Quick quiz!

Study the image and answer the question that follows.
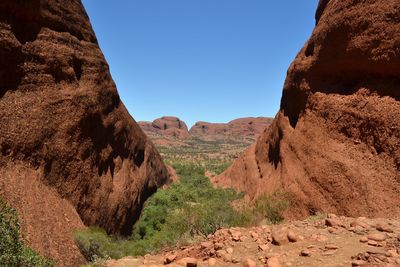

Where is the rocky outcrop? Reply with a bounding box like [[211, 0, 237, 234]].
[[190, 117, 273, 141], [0, 0, 168, 265], [215, 0, 400, 219], [138, 116, 190, 139], [139, 117, 273, 142]]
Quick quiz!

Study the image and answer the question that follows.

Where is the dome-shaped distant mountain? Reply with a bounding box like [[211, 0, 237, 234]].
[[139, 116, 190, 139], [190, 117, 274, 141], [138, 117, 274, 144]]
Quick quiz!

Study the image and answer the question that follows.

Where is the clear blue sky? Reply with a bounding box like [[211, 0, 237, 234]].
[[82, 1, 318, 127]]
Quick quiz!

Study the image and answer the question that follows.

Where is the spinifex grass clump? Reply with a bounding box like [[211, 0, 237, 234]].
[[0, 199, 53, 266], [75, 163, 292, 262]]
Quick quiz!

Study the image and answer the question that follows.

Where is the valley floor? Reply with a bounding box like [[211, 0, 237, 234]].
[[106, 215, 400, 267]]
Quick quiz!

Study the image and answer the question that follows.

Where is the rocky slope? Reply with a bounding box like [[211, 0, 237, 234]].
[[139, 117, 273, 143], [215, 0, 400, 219], [0, 0, 168, 265], [107, 215, 400, 267]]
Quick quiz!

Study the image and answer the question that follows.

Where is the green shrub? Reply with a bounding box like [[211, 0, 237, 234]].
[[0, 199, 54, 267], [131, 162, 248, 248], [75, 163, 249, 260], [252, 190, 292, 224], [307, 212, 327, 222], [75, 163, 292, 263], [0, 199, 22, 266], [204, 161, 231, 175], [20, 247, 54, 267], [74, 227, 110, 261]]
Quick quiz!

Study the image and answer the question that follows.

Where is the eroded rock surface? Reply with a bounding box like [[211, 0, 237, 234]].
[[215, 0, 400, 218], [0, 0, 168, 265]]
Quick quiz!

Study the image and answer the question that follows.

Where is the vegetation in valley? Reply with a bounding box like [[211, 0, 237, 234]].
[[156, 138, 249, 176], [0, 199, 54, 267], [75, 163, 292, 263]]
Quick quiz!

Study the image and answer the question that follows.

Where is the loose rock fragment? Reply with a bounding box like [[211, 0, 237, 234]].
[[258, 244, 269, 251], [267, 257, 282, 267], [164, 253, 177, 264], [272, 230, 289, 246], [250, 231, 259, 239], [208, 258, 217, 266], [352, 260, 368, 266], [201, 241, 212, 249], [375, 223, 393, 233], [325, 244, 339, 250], [243, 259, 256, 267], [350, 221, 369, 229], [226, 247, 234, 254], [287, 231, 299, 243], [231, 257, 240, 264], [325, 218, 341, 227], [321, 251, 336, 256], [300, 250, 311, 257], [214, 242, 224, 251], [176, 257, 197, 267], [368, 233, 387, 242]]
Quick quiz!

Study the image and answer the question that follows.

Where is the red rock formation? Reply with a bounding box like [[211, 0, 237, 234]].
[[190, 117, 273, 141], [215, 0, 400, 219], [139, 116, 273, 142], [0, 0, 168, 265], [139, 116, 190, 139]]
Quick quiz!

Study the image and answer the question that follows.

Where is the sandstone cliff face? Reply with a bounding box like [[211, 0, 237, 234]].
[[0, 0, 168, 265], [215, 0, 400, 219]]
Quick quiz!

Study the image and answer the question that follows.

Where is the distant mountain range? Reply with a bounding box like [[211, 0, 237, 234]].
[[138, 116, 274, 143]]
